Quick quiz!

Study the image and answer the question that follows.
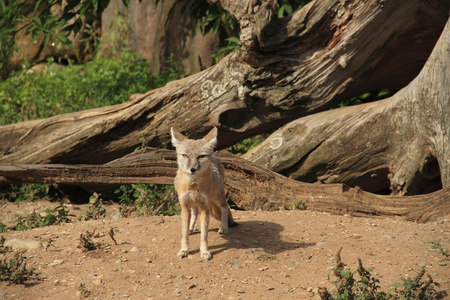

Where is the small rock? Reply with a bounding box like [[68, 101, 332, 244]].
[[112, 214, 122, 220], [267, 286, 275, 291], [384, 234, 395, 239], [130, 247, 139, 253], [4, 239, 41, 250], [417, 262, 429, 267], [237, 289, 245, 294], [316, 241, 331, 247], [48, 259, 64, 267]]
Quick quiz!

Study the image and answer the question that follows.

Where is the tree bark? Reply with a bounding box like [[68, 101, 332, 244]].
[[244, 16, 450, 196], [0, 148, 448, 223], [0, 0, 448, 165]]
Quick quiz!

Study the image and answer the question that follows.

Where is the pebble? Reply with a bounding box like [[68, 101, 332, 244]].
[[252, 248, 264, 252], [316, 241, 331, 247], [48, 259, 64, 267], [384, 234, 396, 239]]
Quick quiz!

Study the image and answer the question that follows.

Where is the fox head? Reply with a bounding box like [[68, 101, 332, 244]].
[[171, 127, 218, 175]]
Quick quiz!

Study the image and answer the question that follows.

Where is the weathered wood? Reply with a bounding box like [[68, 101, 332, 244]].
[[0, 0, 447, 165], [0, 148, 448, 222], [244, 16, 450, 195]]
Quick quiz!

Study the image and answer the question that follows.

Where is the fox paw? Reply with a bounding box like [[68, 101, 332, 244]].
[[177, 249, 189, 258], [218, 227, 229, 235], [201, 251, 212, 260]]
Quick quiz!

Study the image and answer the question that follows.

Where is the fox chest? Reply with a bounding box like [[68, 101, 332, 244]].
[[175, 178, 210, 207]]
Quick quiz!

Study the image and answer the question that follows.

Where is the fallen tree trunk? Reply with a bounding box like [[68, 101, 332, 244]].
[[0, 0, 448, 165], [244, 16, 450, 195], [0, 148, 448, 223]]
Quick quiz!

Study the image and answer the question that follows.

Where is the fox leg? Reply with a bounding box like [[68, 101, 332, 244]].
[[199, 208, 211, 260], [177, 205, 190, 258], [218, 206, 229, 235], [189, 207, 198, 234]]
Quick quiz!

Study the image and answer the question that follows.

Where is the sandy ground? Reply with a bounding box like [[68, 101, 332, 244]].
[[0, 200, 449, 299]]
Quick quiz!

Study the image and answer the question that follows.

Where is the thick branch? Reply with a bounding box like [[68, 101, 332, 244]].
[[244, 17, 450, 195], [0, 0, 447, 165], [0, 148, 448, 223]]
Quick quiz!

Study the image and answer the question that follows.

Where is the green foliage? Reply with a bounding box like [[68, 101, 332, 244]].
[[228, 135, 264, 154], [277, 0, 311, 18], [78, 193, 107, 221], [320, 248, 444, 300], [0, 252, 40, 284], [0, 0, 115, 68], [0, 184, 63, 202], [0, 55, 154, 125], [115, 184, 179, 216], [334, 89, 397, 109], [15, 203, 73, 231], [427, 240, 450, 261], [391, 269, 441, 300], [0, 47, 184, 125], [0, 221, 6, 233]]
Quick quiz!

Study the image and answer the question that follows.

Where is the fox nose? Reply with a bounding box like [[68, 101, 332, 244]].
[[190, 168, 197, 173]]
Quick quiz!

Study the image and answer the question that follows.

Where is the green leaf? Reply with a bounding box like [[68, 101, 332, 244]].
[[92, 0, 98, 10], [42, 32, 50, 48], [0, 0, 6, 13], [212, 18, 220, 35], [32, 17, 42, 26], [278, 6, 285, 18], [225, 36, 240, 44], [79, 2, 90, 16], [54, 33, 73, 48]]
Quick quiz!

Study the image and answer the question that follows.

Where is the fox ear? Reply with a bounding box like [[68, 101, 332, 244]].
[[203, 127, 218, 149], [170, 127, 186, 148]]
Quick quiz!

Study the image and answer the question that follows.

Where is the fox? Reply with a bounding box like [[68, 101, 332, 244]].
[[170, 127, 237, 260]]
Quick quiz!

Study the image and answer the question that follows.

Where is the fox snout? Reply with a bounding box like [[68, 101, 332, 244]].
[[190, 167, 197, 173]]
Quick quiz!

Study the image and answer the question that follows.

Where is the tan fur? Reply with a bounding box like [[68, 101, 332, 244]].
[[171, 127, 235, 260]]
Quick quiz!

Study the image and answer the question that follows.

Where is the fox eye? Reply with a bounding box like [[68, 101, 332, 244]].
[[197, 155, 207, 159], [181, 154, 188, 158]]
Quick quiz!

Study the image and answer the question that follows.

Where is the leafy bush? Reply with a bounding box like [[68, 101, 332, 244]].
[[319, 247, 445, 300], [0, 252, 40, 284], [427, 240, 450, 261], [0, 184, 62, 202], [228, 135, 264, 154], [15, 203, 73, 231], [0, 53, 170, 125], [115, 184, 179, 216], [78, 192, 107, 221]]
